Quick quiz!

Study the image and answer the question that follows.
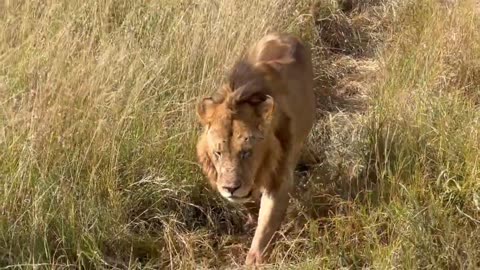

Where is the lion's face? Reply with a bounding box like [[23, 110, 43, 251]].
[[205, 113, 265, 202], [197, 84, 274, 203]]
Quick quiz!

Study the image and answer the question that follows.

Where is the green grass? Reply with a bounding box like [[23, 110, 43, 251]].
[[1, 0, 479, 269]]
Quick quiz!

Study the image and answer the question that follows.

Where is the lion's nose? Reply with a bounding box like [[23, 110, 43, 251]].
[[223, 184, 241, 194]]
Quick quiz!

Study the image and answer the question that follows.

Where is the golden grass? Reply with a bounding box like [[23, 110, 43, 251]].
[[1, 0, 479, 269]]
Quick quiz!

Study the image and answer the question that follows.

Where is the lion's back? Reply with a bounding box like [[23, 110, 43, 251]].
[[250, 33, 315, 150]]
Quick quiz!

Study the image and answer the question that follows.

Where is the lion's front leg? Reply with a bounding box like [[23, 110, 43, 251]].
[[245, 175, 292, 266]]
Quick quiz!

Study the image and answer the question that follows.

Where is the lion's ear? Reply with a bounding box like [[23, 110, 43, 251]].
[[197, 97, 216, 125], [257, 95, 275, 123]]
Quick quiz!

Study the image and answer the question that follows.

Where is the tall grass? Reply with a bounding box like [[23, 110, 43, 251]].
[[293, 0, 480, 268], [1, 0, 479, 269], [363, 1, 480, 267], [0, 0, 311, 268]]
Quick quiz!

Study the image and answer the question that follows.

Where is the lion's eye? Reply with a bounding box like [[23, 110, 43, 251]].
[[213, 151, 222, 159], [240, 150, 251, 159]]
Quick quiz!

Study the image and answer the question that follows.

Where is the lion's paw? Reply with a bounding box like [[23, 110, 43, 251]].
[[245, 249, 263, 266]]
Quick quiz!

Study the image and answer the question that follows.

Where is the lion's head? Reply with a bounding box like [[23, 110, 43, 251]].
[[196, 61, 280, 203]]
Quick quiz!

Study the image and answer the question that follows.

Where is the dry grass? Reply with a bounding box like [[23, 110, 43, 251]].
[[1, 0, 480, 269]]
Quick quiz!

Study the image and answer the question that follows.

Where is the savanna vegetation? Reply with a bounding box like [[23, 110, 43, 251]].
[[1, 0, 479, 268]]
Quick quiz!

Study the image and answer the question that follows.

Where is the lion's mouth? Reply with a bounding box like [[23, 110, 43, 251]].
[[227, 189, 253, 203], [232, 189, 253, 199]]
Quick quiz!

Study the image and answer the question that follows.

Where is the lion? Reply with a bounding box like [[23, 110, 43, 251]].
[[196, 33, 315, 265]]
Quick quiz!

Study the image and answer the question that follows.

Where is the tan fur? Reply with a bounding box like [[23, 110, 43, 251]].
[[196, 33, 315, 265]]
